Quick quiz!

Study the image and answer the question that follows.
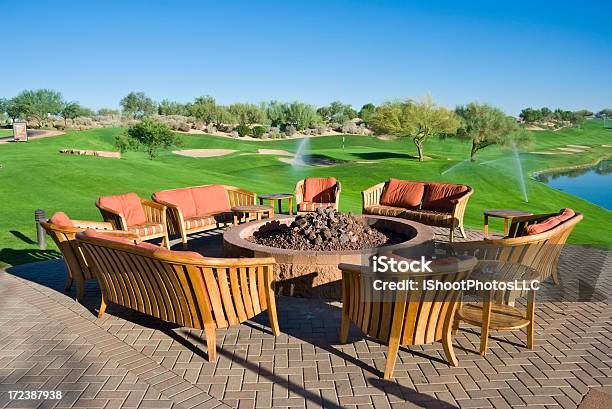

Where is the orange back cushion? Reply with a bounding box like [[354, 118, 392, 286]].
[[526, 208, 575, 235], [97, 192, 146, 227], [303, 177, 338, 203], [153, 188, 198, 219], [77, 228, 136, 245], [380, 179, 425, 208], [422, 183, 469, 212], [192, 184, 231, 215], [49, 211, 75, 228]]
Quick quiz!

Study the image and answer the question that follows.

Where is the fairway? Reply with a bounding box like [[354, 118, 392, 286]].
[[0, 120, 610, 267]]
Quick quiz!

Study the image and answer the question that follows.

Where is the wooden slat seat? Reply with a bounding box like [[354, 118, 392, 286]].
[[75, 232, 280, 362]]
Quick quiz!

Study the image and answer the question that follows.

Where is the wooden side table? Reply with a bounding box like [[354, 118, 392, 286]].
[[483, 209, 533, 238], [231, 205, 274, 224], [258, 193, 294, 216]]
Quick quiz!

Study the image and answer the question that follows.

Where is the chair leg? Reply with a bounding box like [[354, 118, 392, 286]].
[[264, 271, 280, 336], [383, 337, 401, 379], [339, 311, 350, 344], [162, 231, 170, 249], [449, 228, 455, 243], [64, 276, 73, 291], [75, 279, 85, 301], [98, 296, 107, 319], [526, 290, 536, 349], [480, 295, 492, 356], [442, 330, 458, 367], [204, 326, 217, 363], [181, 232, 188, 249], [459, 225, 466, 238]]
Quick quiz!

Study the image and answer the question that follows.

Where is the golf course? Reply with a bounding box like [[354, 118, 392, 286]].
[[0, 120, 610, 267]]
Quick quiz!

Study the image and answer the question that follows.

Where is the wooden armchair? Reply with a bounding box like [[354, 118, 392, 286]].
[[294, 177, 341, 214], [338, 256, 477, 379], [449, 211, 582, 355], [40, 212, 138, 300], [76, 230, 280, 362], [96, 192, 169, 248], [152, 184, 256, 247]]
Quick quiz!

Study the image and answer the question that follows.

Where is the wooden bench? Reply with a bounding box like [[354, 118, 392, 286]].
[[152, 184, 256, 247], [76, 230, 280, 362], [362, 179, 473, 242]]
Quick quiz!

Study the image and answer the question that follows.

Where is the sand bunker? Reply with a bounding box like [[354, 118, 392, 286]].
[[258, 149, 294, 156], [602, 145, 612, 148], [556, 147, 585, 153], [567, 144, 590, 149], [173, 149, 237, 158], [530, 151, 570, 155]]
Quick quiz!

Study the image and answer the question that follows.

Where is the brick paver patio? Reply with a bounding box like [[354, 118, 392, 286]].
[[1, 228, 610, 409]]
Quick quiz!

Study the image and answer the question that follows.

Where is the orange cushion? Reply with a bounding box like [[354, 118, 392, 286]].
[[97, 192, 146, 227], [380, 179, 425, 209], [154, 247, 204, 259], [526, 216, 561, 235], [303, 177, 337, 203], [422, 183, 469, 212], [192, 184, 231, 215], [49, 211, 75, 228], [555, 208, 575, 223], [77, 228, 135, 245], [153, 188, 197, 219]]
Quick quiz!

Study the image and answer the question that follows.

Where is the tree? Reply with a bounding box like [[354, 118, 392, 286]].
[[97, 108, 120, 116], [595, 108, 612, 118], [228, 103, 267, 125], [4, 98, 25, 123], [359, 103, 376, 124], [285, 102, 320, 130], [573, 109, 593, 118], [12, 89, 64, 127], [120, 92, 157, 118], [158, 99, 189, 116], [316, 101, 357, 124], [264, 101, 288, 127], [117, 118, 182, 160], [189, 95, 234, 125], [540, 107, 552, 120], [370, 96, 460, 161], [61, 102, 82, 127], [519, 107, 542, 123], [455, 102, 530, 161]]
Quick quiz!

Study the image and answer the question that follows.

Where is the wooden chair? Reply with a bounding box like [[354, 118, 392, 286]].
[[40, 212, 138, 300], [450, 211, 583, 355], [294, 177, 341, 214], [152, 184, 256, 248], [76, 231, 280, 362], [338, 256, 477, 379], [96, 192, 170, 248]]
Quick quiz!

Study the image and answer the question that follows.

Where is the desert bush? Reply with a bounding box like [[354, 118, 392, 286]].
[[251, 125, 267, 138], [230, 131, 239, 138], [205, 124, 217, 134], [341, 121, 360, 134], [285, 125, 297, 136], [236, 124, 251, 137]]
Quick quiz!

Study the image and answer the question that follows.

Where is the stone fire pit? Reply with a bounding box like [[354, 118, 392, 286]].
[[223, 214, 435, 298]]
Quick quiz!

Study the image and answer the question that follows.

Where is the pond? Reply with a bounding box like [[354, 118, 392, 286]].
[[536, 160, 611, 210]]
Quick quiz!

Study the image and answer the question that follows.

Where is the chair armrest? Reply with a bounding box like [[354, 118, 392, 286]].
[[225, 186, 256, 206], [100, 230, 142, 242], [294, 180, 305, 204], [362, 182, 386, 210], [141, 199, 167, 224], [96, 203, 128, 230], [338, 263, 365, 275], [72, 220, 114, 230]]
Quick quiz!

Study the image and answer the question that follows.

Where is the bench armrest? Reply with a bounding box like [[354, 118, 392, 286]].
[[362, 182, 386, 210]]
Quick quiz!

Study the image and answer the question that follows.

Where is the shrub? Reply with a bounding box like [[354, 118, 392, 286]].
[[119, 118, 182, 160], [205, 124, 217, 134], [251, 125, 267, 138], [236, 124, 251, 137], [284, 125, 297, 136]]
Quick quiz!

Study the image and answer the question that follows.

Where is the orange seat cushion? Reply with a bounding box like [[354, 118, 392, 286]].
[[555, 208, 575, 223], [97, 192, 146, 227], [77, 228, 136, 245], [380, 179, 425, 209], [192, 184, 231, 215], [153, 187, 198, 219], [422, 183, 469, 212], [49, 211, 75, 228], [303, 177, 337, 203]]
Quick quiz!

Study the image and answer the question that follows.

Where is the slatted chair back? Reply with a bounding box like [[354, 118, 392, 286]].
[[76, 233, 279, 361], [41, 221, 93, 284], [452, 212, 583, 284], [339, 256, 477, 378]]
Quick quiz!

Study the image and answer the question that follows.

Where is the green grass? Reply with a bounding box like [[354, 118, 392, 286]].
[[0, 129, 13, 137], [1, 120, 610, 267]]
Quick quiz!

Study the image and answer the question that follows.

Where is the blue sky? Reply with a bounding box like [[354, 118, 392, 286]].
[[1, 0, 610, 115]]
